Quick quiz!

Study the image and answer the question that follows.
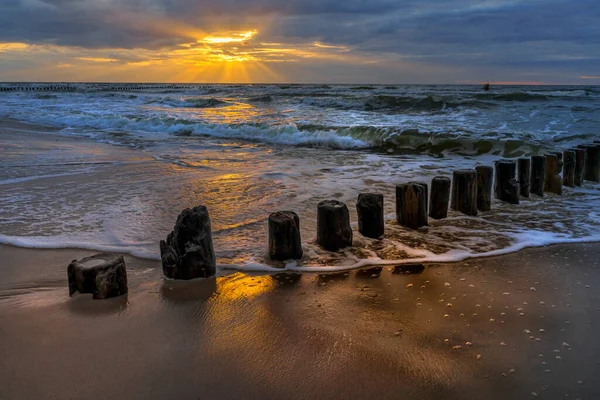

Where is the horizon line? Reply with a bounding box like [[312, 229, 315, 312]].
[[1, 81, 598, 86]]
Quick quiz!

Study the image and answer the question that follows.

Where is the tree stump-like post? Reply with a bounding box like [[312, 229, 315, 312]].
[[451, 169, 478, 216], [495, 161, 519, 204], [530, 155, 546, 196], [396, 183, 428, 229], [268, 211, 303, 261], [67, 253, 128, 299], [571, 148, 586, 186], [160, 206, 217, 279], [317, 200, 353, 251], [429, 176, 451, 219], [517, 158, 531, 198], [544, 154, 563, 195], [581, 144, 600, 182], [563, 150, 576, 188], [356, 193, 384, 238], [476, 166, 493, 212]]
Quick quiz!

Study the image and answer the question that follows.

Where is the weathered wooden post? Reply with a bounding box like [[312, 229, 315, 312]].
[[68, 253, 128, 299], [160, 205, 217, 279], [554, 152, 564, 174], [580, 144, 600, 182], [476, 166, 493, 211], [356, 193, 384, 238], [563, 150, 576, 188], [406, 181, 428, 214], [396, 182, 428, 228], [544, 154, 562, 195], [268, 211, 303, 261], [429, 176, 451, 219], [570, 148, 586, 186], [317, 200, 353, 250], [517, 158, 531, 198], [495, 161, 519, 204], [530, 155, 545, 196], [451, 169, 478, 216]]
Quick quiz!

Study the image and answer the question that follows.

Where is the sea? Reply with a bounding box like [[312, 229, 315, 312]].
[[1, 83, 599, 272]]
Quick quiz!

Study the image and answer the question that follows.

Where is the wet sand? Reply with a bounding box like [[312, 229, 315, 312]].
[[1, 243, 599, 399]]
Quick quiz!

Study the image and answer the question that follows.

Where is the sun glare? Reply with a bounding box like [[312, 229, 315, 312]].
[[201, 30, 257, 44]]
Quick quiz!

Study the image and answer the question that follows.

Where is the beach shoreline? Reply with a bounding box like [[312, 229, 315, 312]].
[[1, 242, 599, 399]]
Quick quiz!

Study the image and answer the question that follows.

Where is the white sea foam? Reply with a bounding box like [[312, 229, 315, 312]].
[[2, 229, 600, 274]]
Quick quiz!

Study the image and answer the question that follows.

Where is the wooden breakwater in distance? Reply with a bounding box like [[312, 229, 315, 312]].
[[152, 143, 600, 276], [0, 84, 200, 92]]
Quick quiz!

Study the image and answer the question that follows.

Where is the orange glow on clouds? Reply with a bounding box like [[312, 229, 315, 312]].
[[0, 27, 360, 83]]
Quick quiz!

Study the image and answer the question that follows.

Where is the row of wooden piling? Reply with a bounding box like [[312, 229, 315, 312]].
[[0, 86, 76, 92], [267, 142, 600, 262], [0, 85, 198, 92]]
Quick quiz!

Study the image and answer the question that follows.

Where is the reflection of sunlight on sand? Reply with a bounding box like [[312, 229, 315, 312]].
[[215, 273, 276, 300], [202, 269, 474, 392]]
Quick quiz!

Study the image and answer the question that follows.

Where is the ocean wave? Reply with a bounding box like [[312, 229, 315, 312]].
[[248, 95, 273, 103], [364, 95, 490, 112], [145, 96, 228, 108], [184, 97, 228, 108], [475, 92, 550, 101], [3, 103, 594, 155]]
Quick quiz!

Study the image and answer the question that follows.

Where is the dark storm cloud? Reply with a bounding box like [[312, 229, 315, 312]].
[[1, 0, 599, 75]]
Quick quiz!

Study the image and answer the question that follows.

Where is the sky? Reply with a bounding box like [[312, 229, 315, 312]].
[[0, 0, 598, 84]]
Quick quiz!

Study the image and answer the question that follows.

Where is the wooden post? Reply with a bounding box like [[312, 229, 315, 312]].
[[317, 200, 353, 251], [68, 253, 128, 299], [429, 177, 451, 219], [580, 144, 600, 182], [160, 206, 216, 279], [356, 193, 384, 238], [563, 150, 576, 188], [570, 148, 586, 186], [530, 155, 545, 196], [451, 169, 478, 216], [410, 181, 429, 214], [554, 152, 564, 174], [544, 154, 563, 195], [476, 166, 493, 211], [268, 211, 303, 261], [396, 183, 428, 229], [495, 161, 519, 204], [517, 158, 531, 198]]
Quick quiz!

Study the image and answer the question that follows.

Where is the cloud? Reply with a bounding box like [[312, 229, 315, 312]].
[[0, 0, 599, 82]]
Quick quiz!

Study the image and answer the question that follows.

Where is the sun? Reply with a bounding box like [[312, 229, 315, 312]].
[[201, 30, 257, 44]]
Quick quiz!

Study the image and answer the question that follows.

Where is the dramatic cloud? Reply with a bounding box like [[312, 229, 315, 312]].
[[0, 0, 598, 83]]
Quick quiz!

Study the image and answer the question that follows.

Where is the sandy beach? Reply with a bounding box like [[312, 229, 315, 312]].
[[1, 243, 599, 399]]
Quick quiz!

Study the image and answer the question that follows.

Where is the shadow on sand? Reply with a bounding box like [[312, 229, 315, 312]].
[[65, 293, 129, 316], [159, 276, 217, 304]]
